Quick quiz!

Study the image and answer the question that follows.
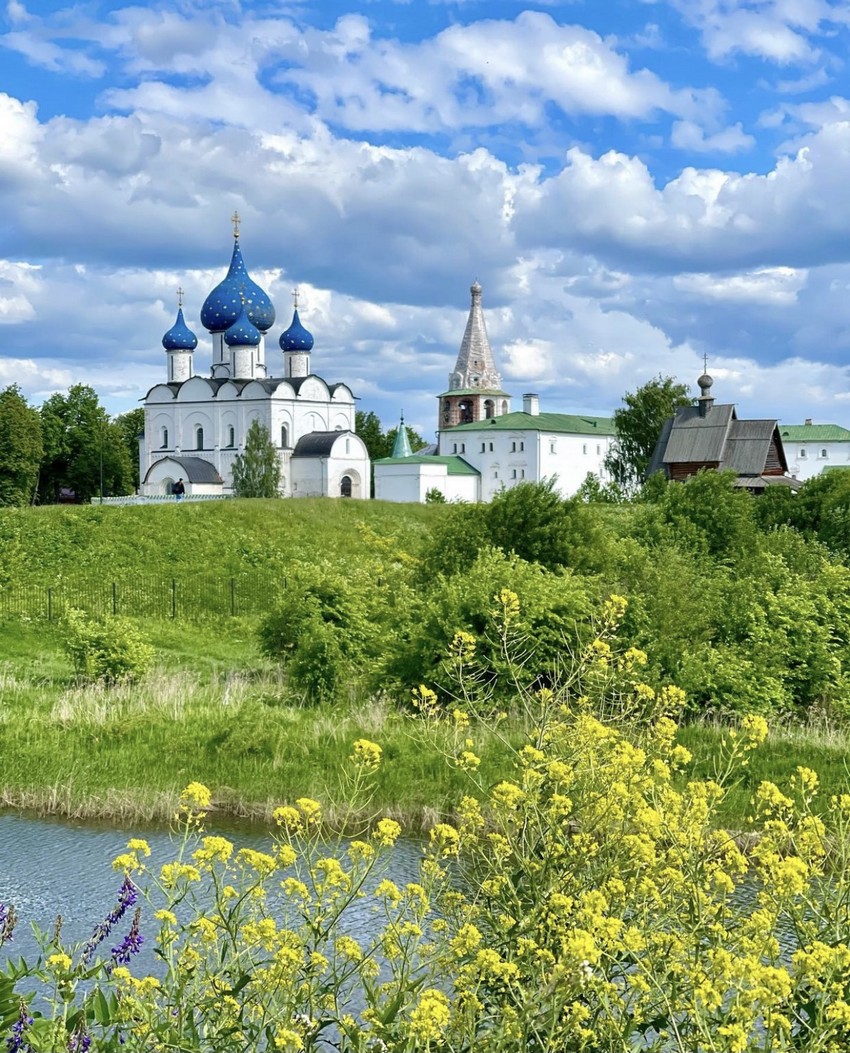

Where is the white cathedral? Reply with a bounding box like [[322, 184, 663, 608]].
[[140, 217, 370, 499]]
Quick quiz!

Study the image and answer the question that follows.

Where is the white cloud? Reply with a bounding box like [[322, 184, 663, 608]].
[[672, 267, 808, 304], [670, 119, 754, 153]]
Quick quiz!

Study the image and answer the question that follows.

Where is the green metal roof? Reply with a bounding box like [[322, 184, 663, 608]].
[[446, 411, 615, 436], [780, 424, 850, 442], [373, 454, 480, 476]]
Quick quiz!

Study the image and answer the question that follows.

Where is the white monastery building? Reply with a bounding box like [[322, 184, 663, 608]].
[[374, 282, 615, 503], [141, 217, 370, 499], [779, 422, 850, 482]]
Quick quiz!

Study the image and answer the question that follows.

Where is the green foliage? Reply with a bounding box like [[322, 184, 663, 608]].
[[62, 609, 154, 684], [10, 608, 850, 1052], [39, 385, 134, 503], [418, 479, 596, 579], [112, 408, 145, 492], [392, 547, 594, 700], [605, 374, 691, 491], [231, 420, 281, 498], [355, 410, 427, 461], [424, 487, 446, 504], [649, 469, 758, 562], [257, 560, 407, 702], [0, 385, 43, 507]]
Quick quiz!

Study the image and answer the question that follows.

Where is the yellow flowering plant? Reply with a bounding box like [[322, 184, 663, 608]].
[[6, 594, 850, 1051]]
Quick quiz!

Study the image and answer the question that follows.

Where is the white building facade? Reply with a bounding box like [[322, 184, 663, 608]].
[[374, 284, 614, 502], [141, 221, 369, 499], [779, 422, 850, 482]]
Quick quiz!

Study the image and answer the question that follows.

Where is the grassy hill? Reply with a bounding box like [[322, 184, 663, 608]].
[[0, 499, 440, 587]]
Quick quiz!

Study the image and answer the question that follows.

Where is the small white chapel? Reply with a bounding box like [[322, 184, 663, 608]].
[[140, 215, 370, 499]]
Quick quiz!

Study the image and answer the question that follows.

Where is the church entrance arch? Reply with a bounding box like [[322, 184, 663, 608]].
[[340, 475, 353, 498], [459, 399, 474, 423]]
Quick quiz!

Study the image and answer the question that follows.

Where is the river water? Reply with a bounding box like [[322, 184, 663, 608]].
[[0, 811, 425, 967]]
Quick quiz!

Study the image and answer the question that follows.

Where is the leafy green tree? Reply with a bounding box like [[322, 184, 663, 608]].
[[0, 385, 43, 506], [605, 375, 691, 491], [39, 385, 134, 503], [486, 479, 575, 570], [654, 469, 757, 562], [114, 408, 145, 491], [232, 420, 281, 498]]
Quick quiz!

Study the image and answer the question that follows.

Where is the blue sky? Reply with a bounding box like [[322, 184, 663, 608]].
[[3, 0, 850, 441]]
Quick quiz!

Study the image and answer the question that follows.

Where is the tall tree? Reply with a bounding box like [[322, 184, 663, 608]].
[[0, 385, 43, 506], [39, 385, 134, 503], [232, 420, 281, 498], [605, 375, 691, 492], [114, 408, 146, 491]]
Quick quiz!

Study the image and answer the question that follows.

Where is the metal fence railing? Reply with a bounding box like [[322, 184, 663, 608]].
[[0, 572, 282, 621]]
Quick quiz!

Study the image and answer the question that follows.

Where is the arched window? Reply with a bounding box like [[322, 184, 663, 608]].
[[484, 399, 495, 419], [340, 475, 352, 498], [501, 400, 508, 415], [161, 427, 168, 448], [196, 426, 204, 450], [280, 424, 289, 448], [227, 426, 235, 448], [459, 399, 473, 424]]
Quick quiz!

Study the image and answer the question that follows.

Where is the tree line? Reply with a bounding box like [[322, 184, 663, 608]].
[[0, 384, 143, 506]]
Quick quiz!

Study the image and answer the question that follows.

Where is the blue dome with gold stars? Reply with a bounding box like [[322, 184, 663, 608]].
[[162, 306, 198, 351], [224, 303, 261, 347], [200, 236, 275, 334], [279, 308, 314, 352]]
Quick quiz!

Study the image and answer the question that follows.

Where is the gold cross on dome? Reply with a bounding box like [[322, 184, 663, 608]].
[[292, 287, 299, 310], [177, 286, 184, 309], [231, 210, 241, 239]]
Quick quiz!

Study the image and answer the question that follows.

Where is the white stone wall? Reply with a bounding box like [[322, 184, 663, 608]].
[[785, 440, 850, 482], [439, 428, 613, 500]]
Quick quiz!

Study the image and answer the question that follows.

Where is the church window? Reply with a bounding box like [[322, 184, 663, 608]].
[[484, 399, 495, 419], [453, 443, 457, 454], [520, 441, 524, 451], [512, 469, 517, 479], [521, 469, 525, 478], [501, 400, 508, 414], [196, 426, 204, 450], [161, 427, 168, 448], [493, 471, 499, 479], [460, 443, 465, 453], [596, 444, 600, 455], [822, 449, 829, 458], [583, 444, 587, 455], [346, 438, 350, 454], [550, 441, 555, 453], [800, 449, 807, 458], [280, 425, 288, 448], [489, 442, 493, 452], [227, 426, 235, 448], [511, 441, 516, 452], [481, 443, 486, 452], [459, 400, 473, 423]]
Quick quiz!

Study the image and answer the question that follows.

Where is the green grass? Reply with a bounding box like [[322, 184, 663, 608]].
[[3, 620, 850, 830], [0, 499, 440, 586]]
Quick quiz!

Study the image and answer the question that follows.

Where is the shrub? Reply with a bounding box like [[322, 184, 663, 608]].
[[62, 609, 154, 684]]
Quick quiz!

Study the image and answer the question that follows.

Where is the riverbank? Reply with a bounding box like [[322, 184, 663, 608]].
[[2, 619, 850, 830]]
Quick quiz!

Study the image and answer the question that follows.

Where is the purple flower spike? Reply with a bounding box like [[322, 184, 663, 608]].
[[110, 908, 143, 967], [82, 877, 138, 964], [67, 1027, 91, 1052], [5, 1001, 33, 1052]]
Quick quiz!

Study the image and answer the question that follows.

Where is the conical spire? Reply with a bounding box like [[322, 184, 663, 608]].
[[391, 414, 413, 458], [450, 281, 501, 390]]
